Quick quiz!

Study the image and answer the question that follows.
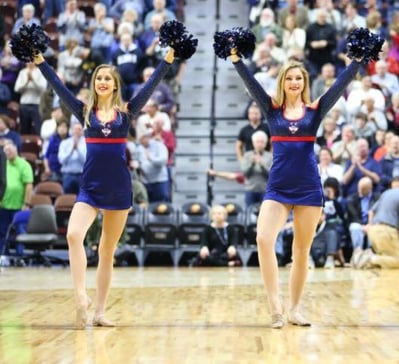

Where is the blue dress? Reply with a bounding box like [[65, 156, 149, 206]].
[[233, 60, 360, 206], [38, 61, 171, 210]]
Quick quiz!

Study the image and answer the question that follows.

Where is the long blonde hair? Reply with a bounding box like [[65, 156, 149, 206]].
[[274, 61, 311, 107], [84, 64, 124, 127]]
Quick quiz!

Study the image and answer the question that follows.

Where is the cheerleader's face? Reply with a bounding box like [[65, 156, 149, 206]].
[[94, 68, 116, 98], [283, 67, 304, 96]]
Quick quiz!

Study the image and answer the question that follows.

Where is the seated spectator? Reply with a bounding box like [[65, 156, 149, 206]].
[[109, 0, 145, 22], [371, 59, 399, 99], [316, 114, 341, 149], [342, 138, 381, 198], [346, 176, 380, 267], [380, 135, 399, 192], [11, 3, 41, 36], [341, 3, 366, 36], [254, 32, 286, 64], [0, 115, 21, 153], [58, 123, 86, 194], [352, 112, 375, 145], [42, 0, 65, 24], [311, 63, 336, 101], [240, 130, 272, 207], [194, 205, 240, 267], [278, 0, 309, 30], [144, 0, 176, 30], [355, 177, 399, 269], [253, 60, 281, 98], [121, 8, 144, 37], [136, 99, 172, 137], [318, 146, 344, 185], [40, 106, 68, 156], [359, 96, 388, 132], [308, 0, 342, 33], [136, 131, 169, 203], [331, 124, 357, 168], [373, 130, 395, 162], [347, 75, 386, 118], [56, 0, 87, 50], [133, 67, 176, 116]]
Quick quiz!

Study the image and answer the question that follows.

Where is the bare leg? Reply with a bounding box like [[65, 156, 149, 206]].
[[288, 205, 322, 324], [94, 208, 129, 324], [256, 201, 291, 318], [66, 202, 98, 327]]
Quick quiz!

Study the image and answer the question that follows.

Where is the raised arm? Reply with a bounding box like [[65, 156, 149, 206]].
[[33, 53, 85, 124], [317, 61, 361, 119], [127, 48, 173, 115], [231, 52, 272, 116]]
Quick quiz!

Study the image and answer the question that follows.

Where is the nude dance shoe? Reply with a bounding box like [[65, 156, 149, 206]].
[[287, 311, 311, 327], [92, 314, 115, 327], [75, 296, 92, 329], [271, 313, 285, 329]]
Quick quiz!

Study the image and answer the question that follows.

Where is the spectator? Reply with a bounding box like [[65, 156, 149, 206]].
[[0, 68, 11, 115], [281, 14, 305, 56], [373, 130, 395, 162], [347, 75, 386, 117], [254, 33, 286, 64], [87, 3, 115, 64], [0, 43, 23, 101], [0, 115, 21, 153], [311, 63, 336, 101], [356, 177, 399, 269], [240, 130, 272, 207], [331, 124, 357, 167], [308, 0, 342, 33], [278, 0, 308, 29], [194, 205, 240, 267], [136, 131, 169, 203], [352, 112, 375, 145], [11, 4, 41, 36], [316, 114, 341, 149], [0, 140, 33, 256], [58, 123, 86, 194], [317, 146, 344, 185], [109, 0, 145, 22], [42, 0, 65, 24], [135, 98, 172, 136], [346, 176, 380, 267], [56, 0, 87, 50], [236, 103, 270, 162], [133, 67, 176, 116], [358, 95, 388, 132], [371, 59, 399, 99], [341, 3, 366, 36], [386, 92, 399, 134], [120, 8, 144, 37], [40, 106, 68, 156], [112, 32, 145, 101], [251, 8, 283, 46], [380, 135, 399, 192], [144, 0, 176, 30], [42, 119, 69, 183], [342, 138, 381, 198], [14, 62, 47, 135], [57, 38, 90, 95], [305, 9, 337, 76]]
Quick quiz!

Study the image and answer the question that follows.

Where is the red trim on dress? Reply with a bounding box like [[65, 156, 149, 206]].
[[86, 138, 127, 143], [271, 136, 316, 142]]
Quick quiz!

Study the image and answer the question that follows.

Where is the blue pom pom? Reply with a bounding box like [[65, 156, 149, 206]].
[[10, 24, 50, 62], [213, 27, 255, 60], [346, 27, 384, 64], [159, 20, 198, 60]]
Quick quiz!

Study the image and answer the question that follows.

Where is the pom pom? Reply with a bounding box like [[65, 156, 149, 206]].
[[213, 27, 256, 60], [10, 24, 50, 62], [346, 27, 384, 64], [159, 20, 198, 60]]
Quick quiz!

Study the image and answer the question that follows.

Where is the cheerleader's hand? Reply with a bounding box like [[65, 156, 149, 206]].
[[230, 48, 240, 63], [32, 52, 45, 65], [164, 47, 175, 64]]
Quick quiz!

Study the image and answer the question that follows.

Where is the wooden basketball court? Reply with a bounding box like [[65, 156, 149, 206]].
[[1, 267, 398, 363]]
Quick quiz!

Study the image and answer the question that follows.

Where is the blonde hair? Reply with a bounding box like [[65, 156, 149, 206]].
[[210, 204, 227, 220], [274, 61, 311, 107], [84, 64, 124, 127]]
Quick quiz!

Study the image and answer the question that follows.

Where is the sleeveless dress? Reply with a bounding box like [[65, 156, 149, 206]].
[[233, 60, 360, 206], [38, 61, 171, 209]]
